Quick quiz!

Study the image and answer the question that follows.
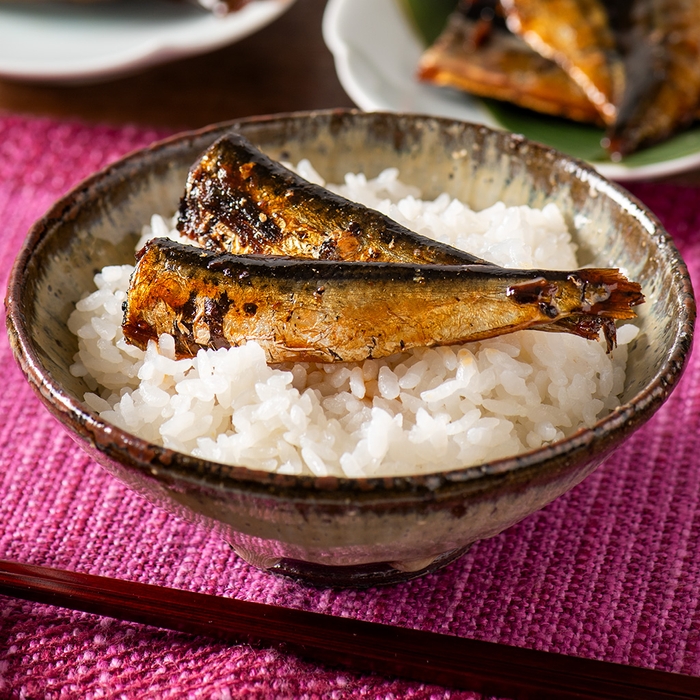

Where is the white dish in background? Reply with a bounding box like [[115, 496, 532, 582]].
[[323, 0, 700, 181], [0, 0, 296, 83]]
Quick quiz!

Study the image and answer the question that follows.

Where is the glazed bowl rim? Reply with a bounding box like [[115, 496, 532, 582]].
[[5, 109, 696, 500]]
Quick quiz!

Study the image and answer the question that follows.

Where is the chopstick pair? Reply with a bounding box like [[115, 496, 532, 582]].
[[0, 559, 698, 700]]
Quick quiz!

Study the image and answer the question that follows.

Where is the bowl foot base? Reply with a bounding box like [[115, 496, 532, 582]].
[[260, 545, 472, 588]]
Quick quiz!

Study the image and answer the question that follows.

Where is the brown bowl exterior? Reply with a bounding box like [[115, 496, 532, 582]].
[[5, 111, 695, 586]]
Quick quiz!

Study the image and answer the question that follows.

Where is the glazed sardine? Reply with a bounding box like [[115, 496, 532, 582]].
[[176, 131, 640, 347], [177, 132, 490, 266], [122, 238, 643, 363]]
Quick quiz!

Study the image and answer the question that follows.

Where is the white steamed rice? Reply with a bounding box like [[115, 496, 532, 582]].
[[68, 161, 637, 478]]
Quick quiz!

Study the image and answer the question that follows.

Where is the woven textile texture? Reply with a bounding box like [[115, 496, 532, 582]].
[[1, 113, 699, 700]]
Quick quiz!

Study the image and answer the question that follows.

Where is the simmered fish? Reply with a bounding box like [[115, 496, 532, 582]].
[[122, 238, 643, 363], [176, 132, 641, 347], [177, 132, 490, 266]]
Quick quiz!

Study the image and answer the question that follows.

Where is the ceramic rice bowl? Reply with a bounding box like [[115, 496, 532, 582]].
[[5, 110, 695, 587]]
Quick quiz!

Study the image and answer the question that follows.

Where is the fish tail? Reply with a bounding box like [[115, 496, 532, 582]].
[[572, 268, 644, 319], [508, 267, 642, 353]]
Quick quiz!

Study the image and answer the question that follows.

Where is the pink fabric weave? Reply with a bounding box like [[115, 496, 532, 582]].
[[1, 113, 699, 699]]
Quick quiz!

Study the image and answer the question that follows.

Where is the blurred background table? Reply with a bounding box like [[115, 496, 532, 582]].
[[1, 0, 697, 186], [0, 0, 353, 129]]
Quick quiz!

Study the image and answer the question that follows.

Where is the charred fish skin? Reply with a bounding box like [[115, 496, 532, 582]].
[[122, 238, 643, 364], [176, 131, 490, 266]]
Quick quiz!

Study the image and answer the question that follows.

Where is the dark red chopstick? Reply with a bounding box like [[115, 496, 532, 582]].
[[0, 559, 697, 700]]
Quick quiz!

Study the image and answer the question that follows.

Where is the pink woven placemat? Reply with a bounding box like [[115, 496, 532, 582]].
[[1, 113, 699, 700]]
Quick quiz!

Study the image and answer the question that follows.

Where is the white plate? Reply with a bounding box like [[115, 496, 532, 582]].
[[0, 0, 296, 83], [323, 0, 700, 181]]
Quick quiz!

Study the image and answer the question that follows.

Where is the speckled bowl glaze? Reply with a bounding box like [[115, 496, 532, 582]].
[[6, 111, 695, 587]]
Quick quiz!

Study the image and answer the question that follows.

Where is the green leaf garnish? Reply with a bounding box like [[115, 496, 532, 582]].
[[484, 101, 609, 162], [485, 101, 700, 166]]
